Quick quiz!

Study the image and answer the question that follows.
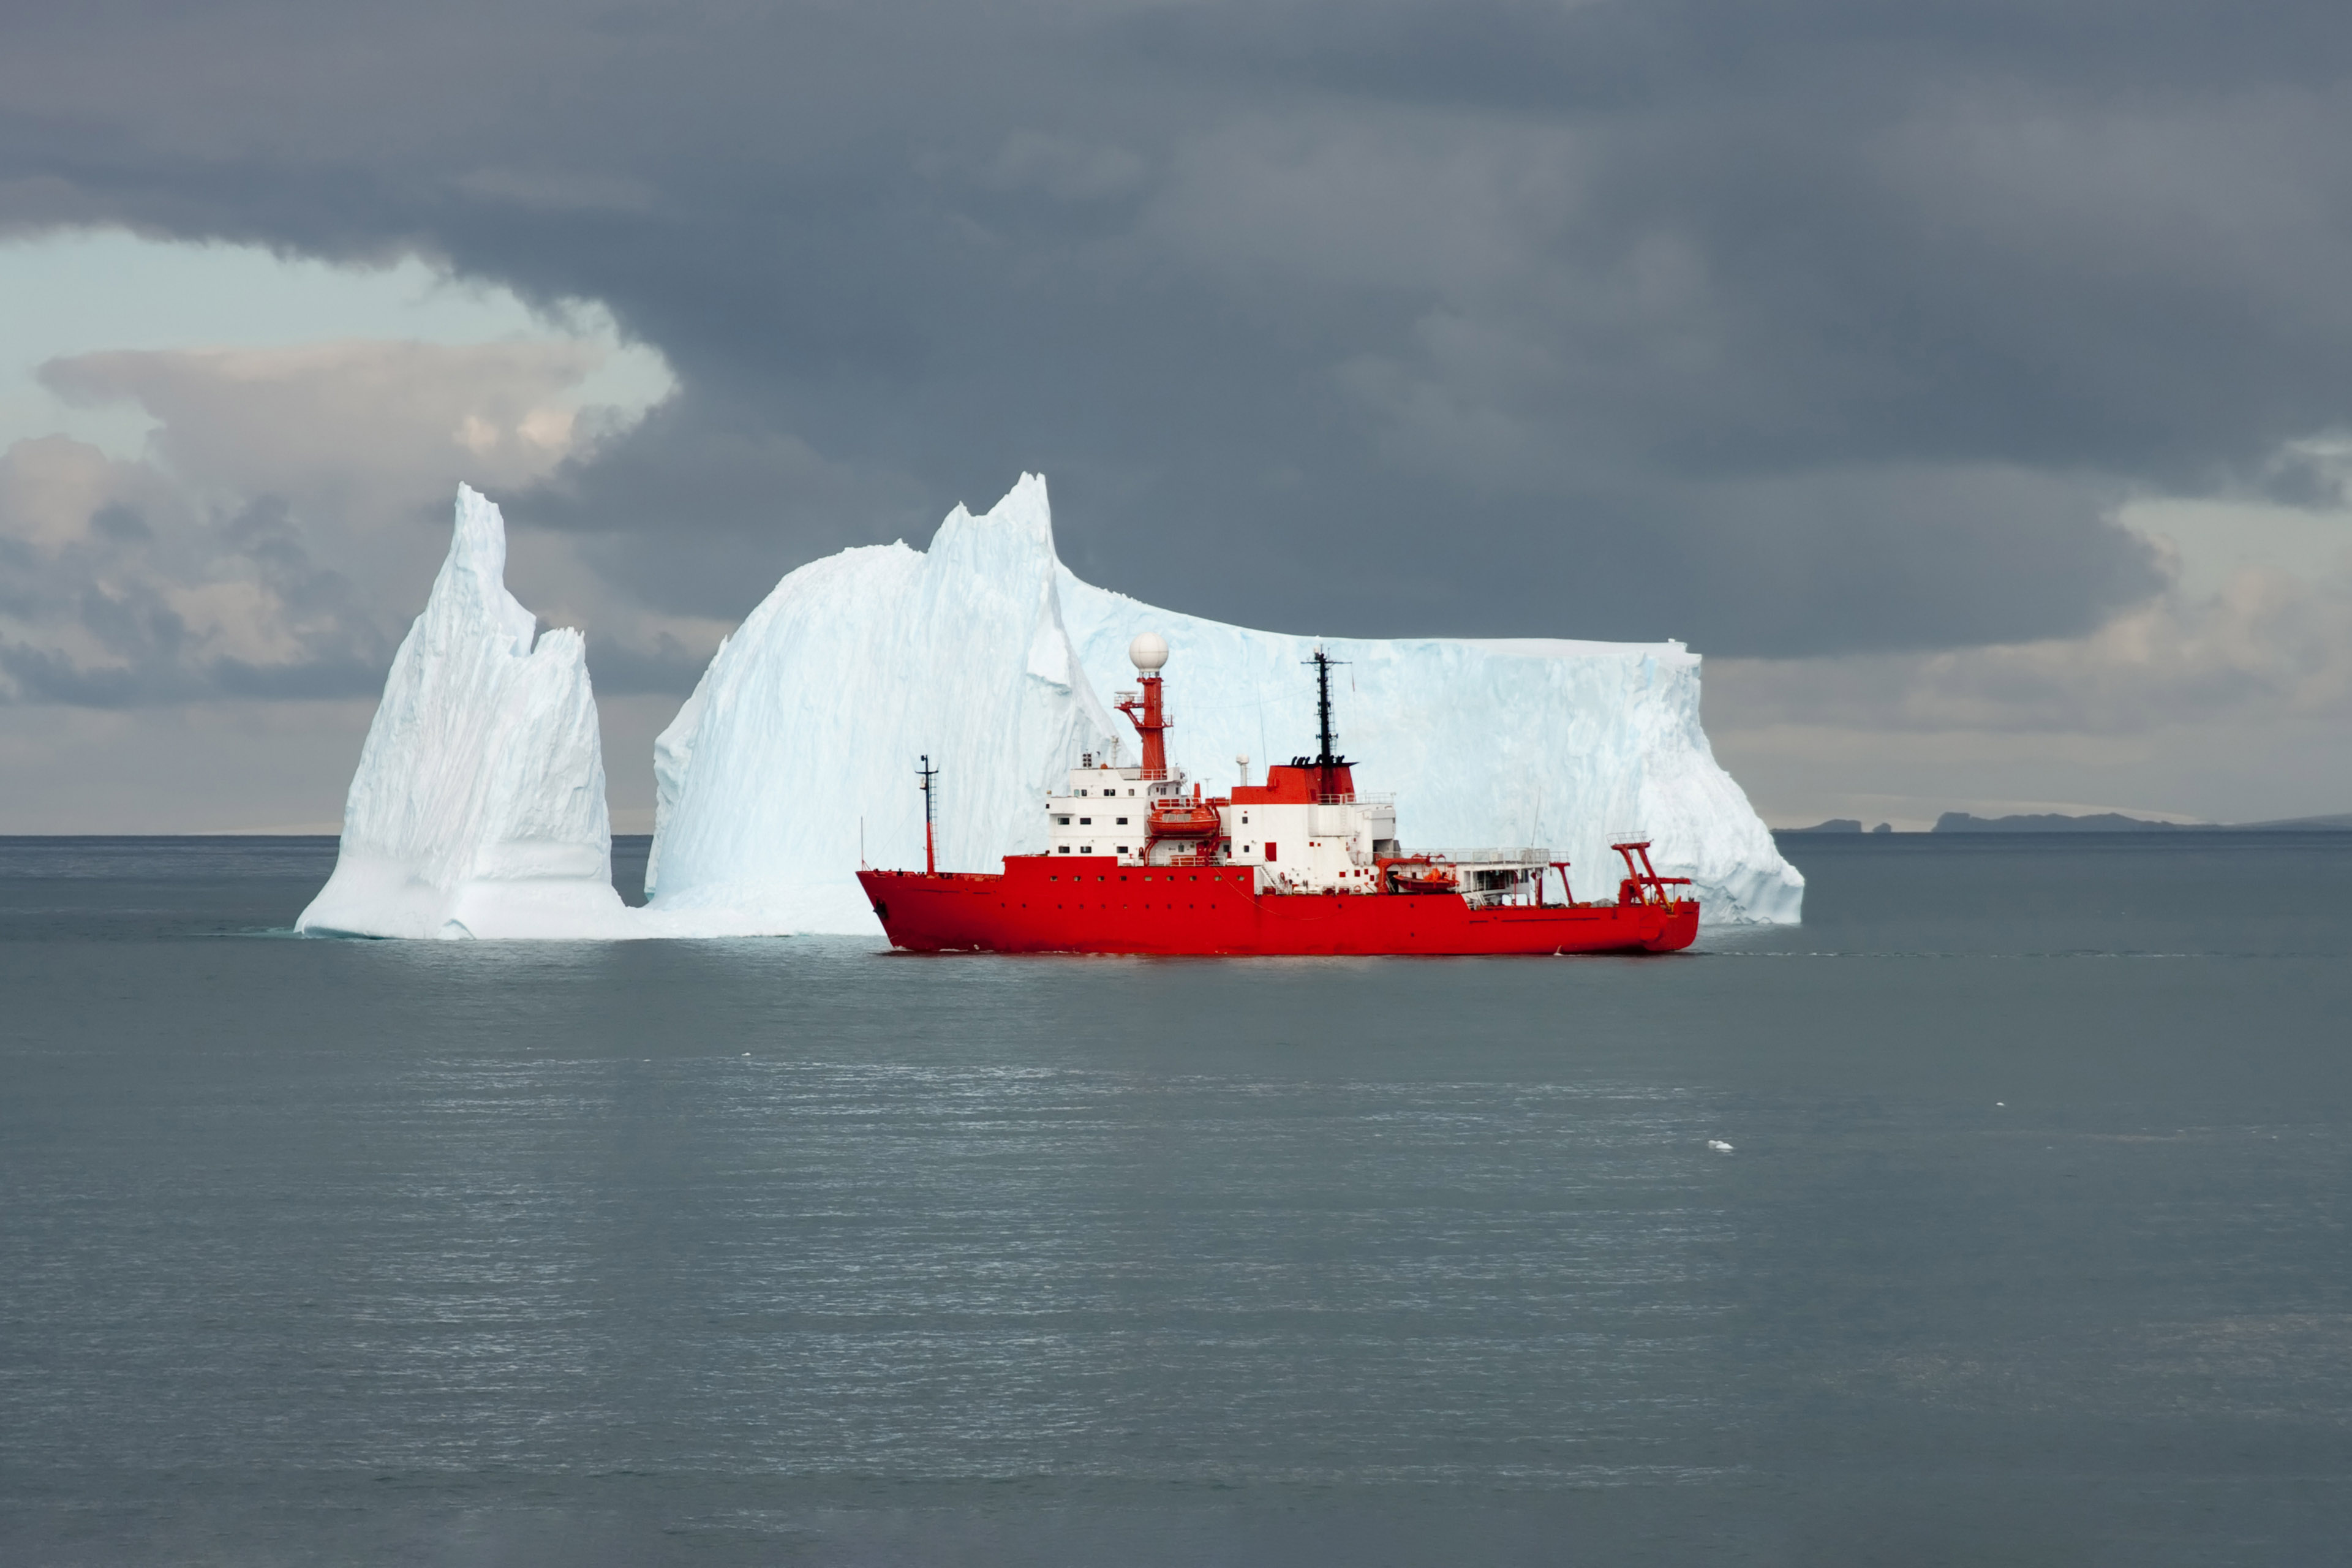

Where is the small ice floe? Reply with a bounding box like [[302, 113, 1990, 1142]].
[[1707, 1139, 1735, 1153]]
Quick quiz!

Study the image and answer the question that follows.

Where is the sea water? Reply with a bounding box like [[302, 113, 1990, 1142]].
[[2, 834, 2347, 1564]]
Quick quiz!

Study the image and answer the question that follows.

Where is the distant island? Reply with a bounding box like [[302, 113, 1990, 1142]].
[[1782, 811, 2352, 834], [1937, 811, 2352, 832], [1932, 812, 2195, 832]]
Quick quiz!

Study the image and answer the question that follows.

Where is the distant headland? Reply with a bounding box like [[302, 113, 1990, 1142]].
[[1783, 812, 2352, 834]]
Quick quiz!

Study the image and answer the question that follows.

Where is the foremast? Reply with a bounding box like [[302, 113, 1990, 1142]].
[[1302, 646, 1351, 801]]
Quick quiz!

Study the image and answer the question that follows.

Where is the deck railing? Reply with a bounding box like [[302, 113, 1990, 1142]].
[[1423, 847, 1554, 865]]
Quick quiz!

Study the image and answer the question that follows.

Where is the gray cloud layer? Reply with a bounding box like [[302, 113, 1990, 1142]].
[[7, 0, 2349, 658], [0, 436, 390, 706]]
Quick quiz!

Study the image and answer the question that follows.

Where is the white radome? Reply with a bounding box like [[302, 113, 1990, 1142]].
[[1128, 631, 1169, 671]]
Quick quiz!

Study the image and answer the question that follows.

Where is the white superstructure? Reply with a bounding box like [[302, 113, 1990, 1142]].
[[1044, 755, 1189, 861]]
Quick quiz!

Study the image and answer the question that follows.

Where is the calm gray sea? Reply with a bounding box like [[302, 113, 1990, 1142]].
[[3, 834, 2348, 1566]]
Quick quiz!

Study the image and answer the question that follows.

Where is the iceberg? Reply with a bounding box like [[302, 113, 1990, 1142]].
[[303, 474, 1799, 939], [644, 475, 1802, 930], [296, 485, 632, 940], [639, 474, 1120, 935]]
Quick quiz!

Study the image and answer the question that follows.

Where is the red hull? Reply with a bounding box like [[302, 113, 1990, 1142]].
[[857, 856, 1698, 956]]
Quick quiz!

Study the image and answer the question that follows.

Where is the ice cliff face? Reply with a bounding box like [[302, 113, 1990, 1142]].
[[640, 474, 1120, 934], [645, 475, 1802, 931], [296, 486, 630, 939], [1057, 582, 1804, 925]]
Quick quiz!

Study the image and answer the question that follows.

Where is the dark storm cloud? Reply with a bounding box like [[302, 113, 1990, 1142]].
[[5, 0, 2346, 655]]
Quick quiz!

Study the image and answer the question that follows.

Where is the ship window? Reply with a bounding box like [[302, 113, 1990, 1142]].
[[1077, 788, 1087, 796], [1058, 846, 1071, 854], [1055, 816, 1070, 826], [1079, 817, 1091, 825], [1128, 788, 1136, 796], [1116, 816, 1128, 825]]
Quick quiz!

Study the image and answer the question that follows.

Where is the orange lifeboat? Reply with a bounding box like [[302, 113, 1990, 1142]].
[[1147, 796, 1222, 841], [1381, 856, 1460, 895]]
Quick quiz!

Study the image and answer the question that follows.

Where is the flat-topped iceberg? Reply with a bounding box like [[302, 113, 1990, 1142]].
[[296, 486, 631, 940], [1057, 582, 1804, 925]]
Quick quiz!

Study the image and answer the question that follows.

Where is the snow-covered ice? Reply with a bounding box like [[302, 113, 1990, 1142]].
[[296, 486, 632, 940], [644, 474, 1802, 931], [303, 473, 1801, 939]]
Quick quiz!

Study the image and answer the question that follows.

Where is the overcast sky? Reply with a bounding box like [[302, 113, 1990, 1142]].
[[4, 0, 2351, 830]]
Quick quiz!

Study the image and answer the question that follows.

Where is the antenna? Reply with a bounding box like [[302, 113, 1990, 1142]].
[[1299, 645, 1350, 793], [917, 753, 939, 876]]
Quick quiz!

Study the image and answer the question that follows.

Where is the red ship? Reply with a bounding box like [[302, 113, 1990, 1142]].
[[857, 635, 1699, 956]]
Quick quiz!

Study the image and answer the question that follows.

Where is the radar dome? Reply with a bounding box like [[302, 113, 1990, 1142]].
[[1128, 631, 1169, 671]]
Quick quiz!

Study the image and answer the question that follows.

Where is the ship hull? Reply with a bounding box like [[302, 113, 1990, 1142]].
[[858, 858, 1698, 956]]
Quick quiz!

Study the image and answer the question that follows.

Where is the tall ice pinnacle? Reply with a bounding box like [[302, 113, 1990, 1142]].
[[296, 484, 630, 939]]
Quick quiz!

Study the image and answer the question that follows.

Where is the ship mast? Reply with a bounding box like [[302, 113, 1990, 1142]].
[[1304, 646, 1349, 797], [917, 753, 938, 875]]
